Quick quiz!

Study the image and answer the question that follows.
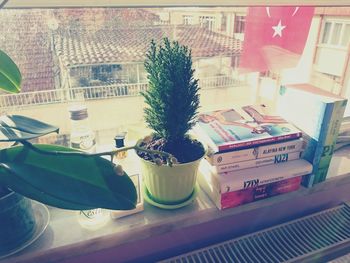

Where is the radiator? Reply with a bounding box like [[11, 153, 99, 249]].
[[160, 203, 350, 263]]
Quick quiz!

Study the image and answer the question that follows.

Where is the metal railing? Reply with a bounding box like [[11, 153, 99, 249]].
[[69, 82, 149, 100], [199, 75, 242, 90], [0, 89, 65, 108], [0, 75, 244, 110]]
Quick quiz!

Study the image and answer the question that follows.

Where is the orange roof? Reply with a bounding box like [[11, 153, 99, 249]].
[[0, 9, 242, 91], [0, 10, 54, 92], [54, 26, 242, 67], [0, 8, 160, 92]]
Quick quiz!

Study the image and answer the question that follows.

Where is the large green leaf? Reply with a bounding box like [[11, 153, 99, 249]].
[[0, 144, 137, 210], [0, 50, 21, 94], [0, 115, 59, 142]]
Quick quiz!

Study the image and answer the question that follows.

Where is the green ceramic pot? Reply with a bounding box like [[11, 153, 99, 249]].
[[138, 141, 205, 206], [0, 191, 36, 253]]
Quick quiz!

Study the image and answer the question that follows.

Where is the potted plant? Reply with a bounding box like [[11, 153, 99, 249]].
[[0, 49, 140, 254], [137, 38, 205, 208]]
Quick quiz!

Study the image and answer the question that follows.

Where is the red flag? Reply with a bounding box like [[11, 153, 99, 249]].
[[239, 6, 315, 73]]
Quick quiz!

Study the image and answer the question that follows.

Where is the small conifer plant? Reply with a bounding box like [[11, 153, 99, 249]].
[[140, 38, 205, 164]]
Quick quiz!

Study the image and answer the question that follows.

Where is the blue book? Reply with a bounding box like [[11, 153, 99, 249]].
[[277, 84, 347, 187]]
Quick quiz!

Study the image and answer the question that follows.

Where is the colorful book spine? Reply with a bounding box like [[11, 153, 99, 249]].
[[277, 84, 347, 187], [211, 151, 301, 173], [218, 133, 302, 152], [194, 123, 302, 152], [194, 106, 303, 153], [198, 172, 302, 210], [206, 138, 304, 166], [310, 99, 347, 185], [199, 159, 312, 193]]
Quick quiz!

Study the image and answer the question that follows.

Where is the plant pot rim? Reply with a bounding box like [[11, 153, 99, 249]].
[[136, 136, 206, 167]]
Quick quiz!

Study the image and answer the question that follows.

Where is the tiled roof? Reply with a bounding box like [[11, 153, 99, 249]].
[[0, 8, 160, 92], [54, 26, 242, 67], [0, 10, 55, 92], [52, 8, 159, 31]]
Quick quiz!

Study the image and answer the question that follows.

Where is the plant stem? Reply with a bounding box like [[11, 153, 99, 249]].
[[20, 141, 173, 161]]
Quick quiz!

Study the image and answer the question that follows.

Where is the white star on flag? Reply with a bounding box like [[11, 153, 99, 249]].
[[272, 20, 286, 37]]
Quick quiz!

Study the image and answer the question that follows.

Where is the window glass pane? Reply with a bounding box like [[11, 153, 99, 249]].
[[234, 15, 245, 34], [221, 13, 227, 31], [183, 15, 193, 25], [341, 24, 350, 47], [1, 6, 349, 127], [331, 22, 342, 45], [0, 8, 245, 107], [199, 16, 215, 31], [321, 22, 331, 44]]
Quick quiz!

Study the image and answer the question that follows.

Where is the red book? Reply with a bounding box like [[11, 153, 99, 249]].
[[199, 174, 302, 210]]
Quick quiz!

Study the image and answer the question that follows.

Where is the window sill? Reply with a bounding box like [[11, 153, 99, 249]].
[[3, 146, 350, 263]]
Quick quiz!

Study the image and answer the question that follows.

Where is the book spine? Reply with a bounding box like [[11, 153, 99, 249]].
[[214, 159, 312, 193], [218, 132, 302, 152], [315, 99, 347, 184], [206, 147, 257, 166], [215, 151, 301, 173], [257, 138, 304, 158], [199, 159, 311, 194], [207, 138, 304, 166], [219, 177, 302, 210], [302, 99, 347, 187], [198, 172, 301, 210]]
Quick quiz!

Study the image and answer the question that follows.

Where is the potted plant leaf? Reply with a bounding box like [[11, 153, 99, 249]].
[[0, 50, 139, 254], [137, 38, 205, 208]]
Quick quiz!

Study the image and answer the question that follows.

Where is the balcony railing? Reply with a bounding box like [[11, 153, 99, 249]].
[[0, 75, 244, 110]]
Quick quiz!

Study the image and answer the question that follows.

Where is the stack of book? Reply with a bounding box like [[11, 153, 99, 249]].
[[193, 105, 313, 210]]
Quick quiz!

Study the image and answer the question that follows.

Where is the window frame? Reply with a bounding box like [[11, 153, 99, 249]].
[[199, 15, 216, 30], [319, 18, 350, 49], [3, 0, 350, 8], [182, 15, 194, 25], [234, 14, 245, 34]]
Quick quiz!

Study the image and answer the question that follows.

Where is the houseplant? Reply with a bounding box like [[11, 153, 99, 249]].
[[137, 38, 205, 208], [0, 49, 141, 253]]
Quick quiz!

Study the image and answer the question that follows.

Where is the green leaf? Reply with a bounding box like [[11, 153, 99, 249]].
[[0, 144, 137, 210], [143, 38, 200, 143], [0, 115, 59, 142], [0, 50, 21, 94]]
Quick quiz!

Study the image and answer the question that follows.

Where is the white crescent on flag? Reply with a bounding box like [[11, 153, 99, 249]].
[[266, 7, 300, 17], [292, 7, 300, 16]]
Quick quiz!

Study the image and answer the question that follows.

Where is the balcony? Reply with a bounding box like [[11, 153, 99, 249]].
[[0, 75, 252, 136]]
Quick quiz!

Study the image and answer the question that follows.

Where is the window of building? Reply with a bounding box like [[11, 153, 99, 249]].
[[199, 15, 216, 31], [234, 15, 245, 33], [320, 20, 350, 48], [183, 15, 193, 25], [221, 13, 227, 31]]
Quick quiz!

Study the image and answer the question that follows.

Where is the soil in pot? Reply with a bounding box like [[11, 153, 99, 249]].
[[137, 135, 205, 164]]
